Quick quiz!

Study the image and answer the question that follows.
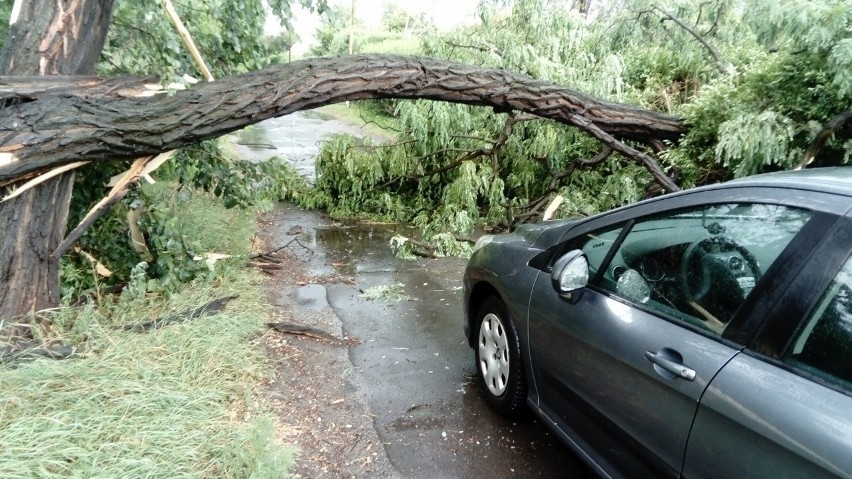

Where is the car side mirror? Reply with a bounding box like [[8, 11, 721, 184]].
[[551, 250, 589, 301]]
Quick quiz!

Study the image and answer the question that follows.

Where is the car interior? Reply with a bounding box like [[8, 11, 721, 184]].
[[578, 204, 811, 335]]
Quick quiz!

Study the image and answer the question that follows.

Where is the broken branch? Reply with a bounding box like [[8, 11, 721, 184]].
[[122, 295, 238, 332], [267, 321, 346, 344], [651, 5, 730, 75], [796, 108, 851, 169]]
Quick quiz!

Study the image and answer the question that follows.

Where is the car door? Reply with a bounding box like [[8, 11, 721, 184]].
[[683, 217, 852, 479], [527, 200, 816, 478]]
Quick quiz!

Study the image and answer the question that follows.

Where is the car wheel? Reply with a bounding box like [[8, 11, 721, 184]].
[[474, 296, 527, 415]]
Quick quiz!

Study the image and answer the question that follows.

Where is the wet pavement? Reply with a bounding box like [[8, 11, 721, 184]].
[[234, 109, 390, 180], [268, 205, 590, 478], [245, 113, 592, 478]]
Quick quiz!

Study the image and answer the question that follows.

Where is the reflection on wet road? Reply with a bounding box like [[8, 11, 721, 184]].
[[270, 203, 589, 479], [246, 113, 591, 478]]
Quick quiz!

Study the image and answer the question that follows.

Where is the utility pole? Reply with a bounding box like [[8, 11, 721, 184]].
[[347, 0, 355, 108], [349, 0, 355, 55]]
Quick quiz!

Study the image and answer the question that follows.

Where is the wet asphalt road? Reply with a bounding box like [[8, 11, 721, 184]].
[[234, 109, 389, 179], [244, 114, 592, 478]]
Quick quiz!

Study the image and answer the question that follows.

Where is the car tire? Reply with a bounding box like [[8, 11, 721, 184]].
[[474, 295, 527, 416]]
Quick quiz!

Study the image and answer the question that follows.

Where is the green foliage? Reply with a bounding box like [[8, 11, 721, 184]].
[[381, 4, 435, 35], [136, 196, 216, 292], [308, 0, 850, 259], [359, 281, 410, 301], [165, 140, 303, 209], [311, 3, 353, 56], [59, 1, 327, 296], [310, 3, 429, 57], [0, 268, 293, 477], [102, 1, 263, 77], [263, 30, 301, 63], [716, 111, 798, 176], [61, 176, 260, 297], [62, 135, 308, 296], [101, 0, 325, 77]]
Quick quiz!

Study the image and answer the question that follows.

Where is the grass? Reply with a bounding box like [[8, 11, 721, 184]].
[[145, 181, 259, 254], [0, 185, 293, 478]]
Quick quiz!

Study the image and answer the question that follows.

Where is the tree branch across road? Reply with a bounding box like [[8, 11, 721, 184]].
[[0, 54, 685, 188]]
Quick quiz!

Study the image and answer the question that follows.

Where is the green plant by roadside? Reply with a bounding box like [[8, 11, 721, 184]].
[[60, 137, 312, 297], [1, 257, 293, 478], [308, 0, 850, 259]]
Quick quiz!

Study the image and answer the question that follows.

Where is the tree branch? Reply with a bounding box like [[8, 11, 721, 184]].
[[0, 54, 686, 183], [52, 154, 167, 259], [567, 113, 680, 192], [0, 75, 158, 103], [371, 111, 534, 190], [652, 6, 729, 75], [796, 108, 852, 169], [575, 147, 614, 166]]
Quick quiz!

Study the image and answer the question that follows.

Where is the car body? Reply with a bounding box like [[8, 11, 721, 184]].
[[463, 168, 852, 479]]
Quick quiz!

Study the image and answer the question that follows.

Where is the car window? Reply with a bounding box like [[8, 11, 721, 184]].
[[593, 203, 811, 335], [785, 255, 852, 390], [566, 224, 624, 279]]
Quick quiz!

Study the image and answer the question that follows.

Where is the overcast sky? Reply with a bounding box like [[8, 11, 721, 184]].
[[338, 0, 480, 29]]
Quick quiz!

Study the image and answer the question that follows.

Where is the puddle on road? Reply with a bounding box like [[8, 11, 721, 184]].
[[247, 112, 588, 477], [314, 222, 419, 275], [265, 202, 581, 479], [294, 283, 329, 310]]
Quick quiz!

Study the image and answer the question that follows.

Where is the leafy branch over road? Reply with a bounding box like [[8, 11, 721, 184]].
[[1, 54, 684, 191]]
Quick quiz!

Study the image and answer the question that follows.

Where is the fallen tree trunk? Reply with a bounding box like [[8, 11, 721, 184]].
[[0, 54, 686, 185]]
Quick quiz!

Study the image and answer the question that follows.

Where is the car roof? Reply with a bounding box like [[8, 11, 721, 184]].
[[716, 167, 852, 197], [577, 167, 852, 227], [530, 168, 852, 249]]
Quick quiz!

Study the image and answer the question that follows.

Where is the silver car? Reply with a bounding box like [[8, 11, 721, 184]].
[[463, 168, 852, 479]]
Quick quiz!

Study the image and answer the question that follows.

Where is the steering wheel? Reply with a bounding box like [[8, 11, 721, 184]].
[[678, 236, 762, 321]]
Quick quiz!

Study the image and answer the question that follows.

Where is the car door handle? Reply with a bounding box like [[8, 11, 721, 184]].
[[645, 351, 696, 381]]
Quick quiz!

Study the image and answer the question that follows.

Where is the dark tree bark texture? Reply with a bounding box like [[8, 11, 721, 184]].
[[0, 14, 687, 319], [0, 0, 114, 320], [0, 55, 686, 184]]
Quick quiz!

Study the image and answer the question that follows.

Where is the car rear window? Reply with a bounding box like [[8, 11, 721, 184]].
[[785, 255, 852, 390]]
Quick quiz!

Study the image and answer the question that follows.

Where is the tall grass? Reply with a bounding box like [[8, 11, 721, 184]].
[[0, 185, 292, 478]]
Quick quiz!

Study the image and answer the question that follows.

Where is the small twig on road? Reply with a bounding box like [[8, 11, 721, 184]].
[[247, 262, 287, 269], [267, 321, 346, 344], [404, 403, 431, 413], [250, 237, 314, 260], [250, 237, 299, 259], [236, 141, 276, 149]]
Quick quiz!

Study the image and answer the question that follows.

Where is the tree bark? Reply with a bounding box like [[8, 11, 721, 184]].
[[0, 10, 686, 318], [0, 54, 686, 184], [0, 0, 114, 320], [796, 108, 851, 169], [1, 75, 157, 99]]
